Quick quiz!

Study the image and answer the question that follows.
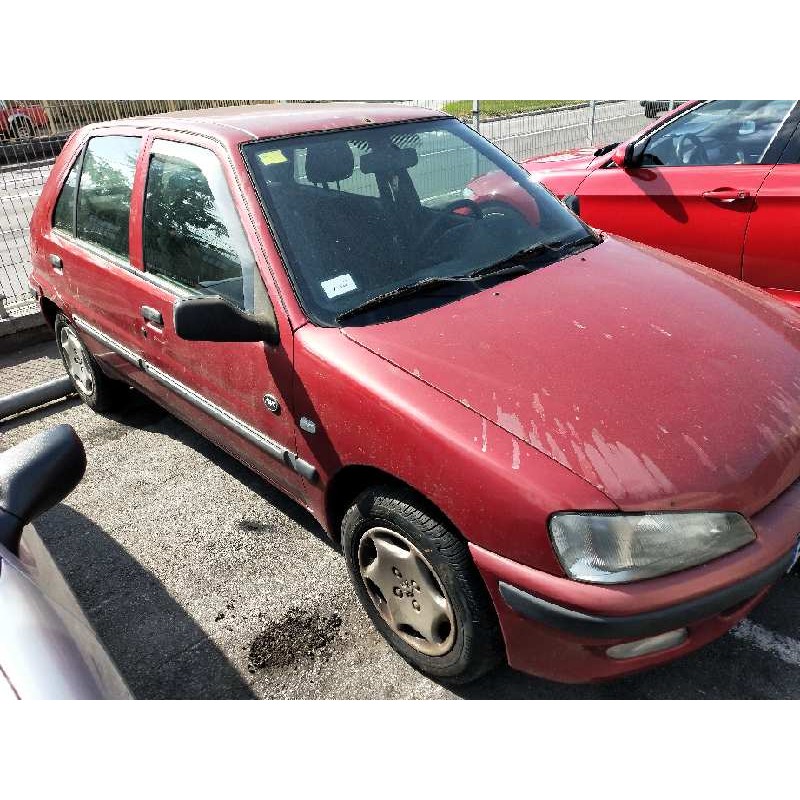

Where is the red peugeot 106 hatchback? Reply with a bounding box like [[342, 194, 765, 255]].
[[29, 104, 800, 684]]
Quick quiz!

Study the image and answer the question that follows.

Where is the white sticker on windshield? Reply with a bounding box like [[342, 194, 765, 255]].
[[321, 273, 357, 299]]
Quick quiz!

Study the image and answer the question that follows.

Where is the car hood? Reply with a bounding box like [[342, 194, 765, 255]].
[[522, 147, 601, 176], [343, 236, 800, 516]]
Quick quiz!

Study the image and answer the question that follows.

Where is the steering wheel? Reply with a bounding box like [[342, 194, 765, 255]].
[[416, 199, 484, 256], [675, 133, 709, 165]]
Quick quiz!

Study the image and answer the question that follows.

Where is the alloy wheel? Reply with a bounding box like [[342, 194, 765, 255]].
[[60, 326, 94, 395]]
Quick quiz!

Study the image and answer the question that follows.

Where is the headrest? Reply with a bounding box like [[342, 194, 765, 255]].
[[360, 147, 418, 175], [305, 140, 354, 184]]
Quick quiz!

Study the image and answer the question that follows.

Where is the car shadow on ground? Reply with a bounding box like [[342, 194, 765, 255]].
[[102, 388, 336, 550], [34, 502, 256, 699]]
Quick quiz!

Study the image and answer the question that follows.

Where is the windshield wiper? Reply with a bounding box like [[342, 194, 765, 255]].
[[337, 275, 472, 322], [467, 233, 600, 280], [337, 233, 601, 322]]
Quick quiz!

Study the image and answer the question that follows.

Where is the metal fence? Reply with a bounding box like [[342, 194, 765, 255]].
[[0, 98, 668, 316]]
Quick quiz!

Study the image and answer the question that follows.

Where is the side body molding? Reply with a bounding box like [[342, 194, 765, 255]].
[[72, 315, 316, 482]]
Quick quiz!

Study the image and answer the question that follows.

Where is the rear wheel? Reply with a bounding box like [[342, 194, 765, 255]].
[[55, 313, 125, 412], [342, 485, 504, 684]]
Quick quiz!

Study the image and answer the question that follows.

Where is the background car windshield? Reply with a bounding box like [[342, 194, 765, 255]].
[[244, 118, 589, 325]]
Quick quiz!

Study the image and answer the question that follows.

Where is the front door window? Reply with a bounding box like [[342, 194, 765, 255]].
[[641, 100, 796, 167], [143, 139, 260, 312]]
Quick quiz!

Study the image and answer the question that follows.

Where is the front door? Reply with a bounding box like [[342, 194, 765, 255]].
[[129, 136, 305, 500], [576, 100, 798, 279], [741, 124, 800, 299]]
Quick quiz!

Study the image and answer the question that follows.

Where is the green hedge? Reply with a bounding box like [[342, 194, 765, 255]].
[[443, 100, 584, 120]]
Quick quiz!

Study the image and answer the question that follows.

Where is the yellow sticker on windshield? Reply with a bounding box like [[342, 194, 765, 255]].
[[258, 149, 288, 165]]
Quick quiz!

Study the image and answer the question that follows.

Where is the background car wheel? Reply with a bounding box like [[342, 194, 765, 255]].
[[10, 116, 35, 140], [342, 484, 504, 684], [55, 313, 125, 412]]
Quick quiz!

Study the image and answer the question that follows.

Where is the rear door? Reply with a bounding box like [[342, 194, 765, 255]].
[[44, 130, 151, 384], [576, 100, 798, 278], [741, 122, 800, 301], [128, 134, 306, 500]]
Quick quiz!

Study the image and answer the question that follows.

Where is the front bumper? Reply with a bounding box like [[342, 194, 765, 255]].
[[471, 479, 800, 683], [498, 548, 793, 641]]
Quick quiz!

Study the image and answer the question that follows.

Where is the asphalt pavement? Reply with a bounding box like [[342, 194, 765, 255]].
[[1, 342, 799, 699]]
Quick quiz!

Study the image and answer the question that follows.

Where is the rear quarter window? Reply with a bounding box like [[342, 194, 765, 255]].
[[52, 155, 82, 233]]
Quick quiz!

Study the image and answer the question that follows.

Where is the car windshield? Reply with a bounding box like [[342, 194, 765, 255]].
[[243, 118, 593, 325]]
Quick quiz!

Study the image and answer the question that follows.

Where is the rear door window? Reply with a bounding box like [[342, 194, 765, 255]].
[[142, 139, 258, 311], [75, 135, 141, 258]]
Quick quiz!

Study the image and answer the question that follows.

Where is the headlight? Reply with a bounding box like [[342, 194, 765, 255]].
[[548, 512, 755, 584]]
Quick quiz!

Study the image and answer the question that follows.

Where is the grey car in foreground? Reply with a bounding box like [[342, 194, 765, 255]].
[[0, 424, 130, 699]]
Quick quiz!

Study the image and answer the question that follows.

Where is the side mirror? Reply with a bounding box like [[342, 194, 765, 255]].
[[174, 296, 280, 345], [0, 425, 86, 554], [611, 138, 649, 170], [562, 194, 580, 216], [610, 142, 630, 168]]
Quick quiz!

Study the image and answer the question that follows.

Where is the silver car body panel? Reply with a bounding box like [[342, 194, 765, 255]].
[[0, 524, 131, 700]]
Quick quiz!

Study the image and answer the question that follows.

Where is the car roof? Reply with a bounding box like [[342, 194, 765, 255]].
[[88, 102, 449, 145]]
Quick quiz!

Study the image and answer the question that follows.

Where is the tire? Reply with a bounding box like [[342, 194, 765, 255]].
[[342, 484, 504, 684], [55, 313, 125, 412]]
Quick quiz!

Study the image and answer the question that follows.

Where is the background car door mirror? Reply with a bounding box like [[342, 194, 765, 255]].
[[611, 138, 649, 170], [610, 142, 631, 168], [173, 296, 280, 345], [562, 194, 581, 216]]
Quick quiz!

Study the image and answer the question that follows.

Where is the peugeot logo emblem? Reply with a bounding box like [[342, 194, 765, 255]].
[[263, 394, 281, 415]]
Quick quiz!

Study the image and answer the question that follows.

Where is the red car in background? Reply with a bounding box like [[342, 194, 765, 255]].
[[516, 100, 800, 307], [0, 100, 49, 139]]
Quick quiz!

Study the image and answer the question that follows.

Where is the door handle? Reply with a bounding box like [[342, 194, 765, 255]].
[[702, 188, 751, 203], [48, 254, 63, 272], [140, 305, 163, 327]]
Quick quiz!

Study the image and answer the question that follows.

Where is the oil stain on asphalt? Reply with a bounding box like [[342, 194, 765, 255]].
[[247, 606, 343, 673]]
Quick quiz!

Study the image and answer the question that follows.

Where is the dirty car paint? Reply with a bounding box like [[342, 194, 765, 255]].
[[344, 235, 800, 517]]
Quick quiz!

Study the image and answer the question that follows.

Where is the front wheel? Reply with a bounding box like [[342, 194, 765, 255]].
[[342, 485, 504, 684]]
